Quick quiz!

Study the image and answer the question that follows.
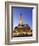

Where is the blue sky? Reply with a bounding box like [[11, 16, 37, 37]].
[[11, 7, 33, 29]]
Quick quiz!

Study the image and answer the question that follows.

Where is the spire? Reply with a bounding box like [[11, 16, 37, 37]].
[[19, 13, 23, 25]]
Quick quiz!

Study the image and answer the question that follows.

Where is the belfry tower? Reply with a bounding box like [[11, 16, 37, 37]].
[[19, 13, 23, 25]]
